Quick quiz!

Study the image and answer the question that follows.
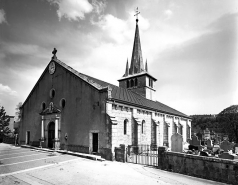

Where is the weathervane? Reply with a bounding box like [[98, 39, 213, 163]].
[[134, 7, 140, 22]]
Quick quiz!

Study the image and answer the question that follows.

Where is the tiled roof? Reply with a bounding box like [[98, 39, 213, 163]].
[[55, 59, 190, 119]]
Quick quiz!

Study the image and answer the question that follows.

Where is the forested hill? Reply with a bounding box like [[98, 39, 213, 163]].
[[191, 105, 238, 142], [190, 114, 220, 133]]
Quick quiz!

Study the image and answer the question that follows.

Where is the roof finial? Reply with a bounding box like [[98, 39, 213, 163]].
[[52, 48, 57, 59], [134, 7, 140, 23]]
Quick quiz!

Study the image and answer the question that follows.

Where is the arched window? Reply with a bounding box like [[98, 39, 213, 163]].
[[60, 98, 66, 108], [141, 120, 145, 134], [131, 79, 134, 87], [124, 119, 128, 135], [187, 126, 191, 140], [50, 88, 55, 98], [135, 78, 138, 86], [41, 102, 46, 111], [127, 80, 130, 88], [163, 122, 169, 145], [179, 124, 183, 136], [149, 78, 153, 88]]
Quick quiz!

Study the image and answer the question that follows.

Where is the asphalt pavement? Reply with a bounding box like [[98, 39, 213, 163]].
[[0, 143, 229, 185]]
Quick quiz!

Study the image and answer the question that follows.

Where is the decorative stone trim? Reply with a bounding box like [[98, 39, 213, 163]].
[[107, 113, 118, 125], [165, 121, 170, 127], [174, 121, 179, 127], [134, 117, 143, 125], [152, 119, 160, 126]]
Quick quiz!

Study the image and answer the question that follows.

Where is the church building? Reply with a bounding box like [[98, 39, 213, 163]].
[[19, 17, 191, 160]]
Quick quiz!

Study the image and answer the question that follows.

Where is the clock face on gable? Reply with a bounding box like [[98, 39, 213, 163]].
[[49, 62, 56, 75]]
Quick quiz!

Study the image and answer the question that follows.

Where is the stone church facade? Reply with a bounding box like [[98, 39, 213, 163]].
[[19, 18, 191, 160]]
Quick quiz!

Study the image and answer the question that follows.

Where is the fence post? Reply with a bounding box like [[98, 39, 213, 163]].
[[158, 146, 166, 169]]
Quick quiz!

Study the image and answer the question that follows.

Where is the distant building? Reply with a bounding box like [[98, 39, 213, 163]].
[[20, 18, 191, 160]]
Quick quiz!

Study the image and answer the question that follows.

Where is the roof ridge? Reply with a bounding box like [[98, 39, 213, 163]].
[[55, 59, 108, 90], [54, 59, 189, 118]]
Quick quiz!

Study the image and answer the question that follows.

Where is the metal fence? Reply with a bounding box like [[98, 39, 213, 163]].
[[126, 145, 158, 166]]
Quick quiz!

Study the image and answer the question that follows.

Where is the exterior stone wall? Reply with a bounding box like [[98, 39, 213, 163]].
[[135, 111, 151, 145], [163, 122, 168, 146], [158, 147, 238, 185], [110, 105, 133, 151]]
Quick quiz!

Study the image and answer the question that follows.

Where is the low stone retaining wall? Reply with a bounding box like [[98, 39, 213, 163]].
[[158, 147, 238, 184], [3, 137, 15, 144]]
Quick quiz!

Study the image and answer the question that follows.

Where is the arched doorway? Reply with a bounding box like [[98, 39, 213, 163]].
[[48, 122, 55, 148]]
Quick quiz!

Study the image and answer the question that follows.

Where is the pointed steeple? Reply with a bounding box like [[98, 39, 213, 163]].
[[129, 17, 144, 75], [145, 59, 148, 72], [124, 58, 129, 77]]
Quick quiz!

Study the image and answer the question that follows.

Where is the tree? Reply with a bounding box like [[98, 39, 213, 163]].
[[0, 106, 11, 139], [15, 102, 22, 122], [217, 105, 238, 142]]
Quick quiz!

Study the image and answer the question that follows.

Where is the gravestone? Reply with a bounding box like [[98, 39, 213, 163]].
[[219, 152, 238, 160], [232, 143, 238, 153], [204, 128, 210, 140], [200, 151, 209, 157], [171, 133, 183, 153], [220, 140, 232, 152], [207, 139, 213, 149], [213, 145, 220, 153], [187, 139, 192, 145], [183, 142, 189, 151], [189, 134, 202, 150], [190, 135, 201, 146], [196, 132, 203, 141]]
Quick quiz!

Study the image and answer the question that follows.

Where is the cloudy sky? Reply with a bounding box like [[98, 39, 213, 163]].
[[0, 0, 237, 116]]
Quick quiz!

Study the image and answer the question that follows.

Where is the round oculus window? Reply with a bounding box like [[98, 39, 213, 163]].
[[49, 62, 56, 74]]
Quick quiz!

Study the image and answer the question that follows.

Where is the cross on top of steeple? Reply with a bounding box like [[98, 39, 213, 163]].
[[134, 7, 140, 22], [52, 48, 57, 59]]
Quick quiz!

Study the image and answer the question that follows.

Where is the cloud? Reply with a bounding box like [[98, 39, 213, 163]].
[[48, 0, 93, 21], [92, 0, 106, 15], [2, 42, 40, 56], [158, 13, 237, 63], [0, 84, 17, 96], [164, 9, 173, 19], [149, 12, 238, 114], [93, 13, 150, 44], [0, 9, 6, 24]]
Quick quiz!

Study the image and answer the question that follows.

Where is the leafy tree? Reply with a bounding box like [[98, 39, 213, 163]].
[[0, 106, 11, 138], [217, 105, 238, 142], [15, 102, 22, 122]]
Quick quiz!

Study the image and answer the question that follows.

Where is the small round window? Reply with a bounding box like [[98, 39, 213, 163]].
[[60, 98, 66, 108], [41, 102, 46, 111], [50, 89, 55, 98]]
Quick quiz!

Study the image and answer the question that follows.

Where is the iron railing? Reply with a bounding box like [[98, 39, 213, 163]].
[[126, 145, 158, 166]]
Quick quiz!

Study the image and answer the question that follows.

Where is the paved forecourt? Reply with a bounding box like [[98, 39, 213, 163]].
[[0, 143, 79, 176]]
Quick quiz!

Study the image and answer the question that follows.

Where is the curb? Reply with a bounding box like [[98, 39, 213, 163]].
[[21, 145, 105, 161]]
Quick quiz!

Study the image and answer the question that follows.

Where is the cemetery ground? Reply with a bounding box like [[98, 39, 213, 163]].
[[0, 143, 228, 185]]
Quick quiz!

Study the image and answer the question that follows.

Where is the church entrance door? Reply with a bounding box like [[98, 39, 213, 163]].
[[92, 133, 98, 153], [48, 122, 55, 148], [26, 131, 30, 145]]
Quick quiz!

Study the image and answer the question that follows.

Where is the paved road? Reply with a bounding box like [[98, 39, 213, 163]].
[[0, 143, 228, 185]]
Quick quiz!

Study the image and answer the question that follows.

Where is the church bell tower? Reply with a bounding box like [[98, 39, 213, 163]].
[[118, 9, 157, 100]]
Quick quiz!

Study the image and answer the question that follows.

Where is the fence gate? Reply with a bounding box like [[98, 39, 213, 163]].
[[126, 145, 158, 166]]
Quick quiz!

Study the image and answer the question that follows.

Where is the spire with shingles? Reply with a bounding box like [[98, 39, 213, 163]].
[[124, 58, 129, 77], [145, 59, 148, 72], [129, 13, 144, 75]]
